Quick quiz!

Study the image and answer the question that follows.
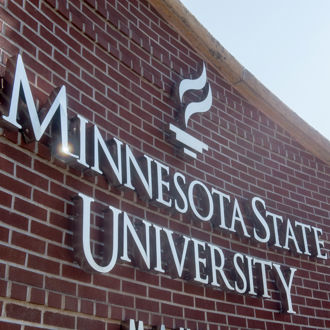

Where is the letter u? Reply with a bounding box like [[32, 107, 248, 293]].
[[75, 192, 121, 273]]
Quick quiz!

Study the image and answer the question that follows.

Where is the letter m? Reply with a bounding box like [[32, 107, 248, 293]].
[[129, 319, 144, 330], [2, 54, 75, 158]]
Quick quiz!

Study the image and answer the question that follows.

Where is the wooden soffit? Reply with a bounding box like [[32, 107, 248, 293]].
[[148, 0, 330, 166]]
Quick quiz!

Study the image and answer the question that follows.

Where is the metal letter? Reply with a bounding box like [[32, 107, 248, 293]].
[[188, 180, 214, 222], [283, 219, 302, 254], [124, 144, 153, 200], [312, 227, 327, 259], [120, 213, 151, 270], [208, 243, 234, 290], [212, 188, 230, 230], [252, 197, 270, 243], [91, 126, 123, 185], [154, 160, 172, 208], [75, 192, 120, 273], [233, 253, 247, 294], [192, 238, 209, 284], [229, 198, 251, 238], [173, 172, 188, 213], [273, 264, 297, 314], [254, 258, 272, 298], [2, 54, 77, 159], [163, 228, 190, 277]]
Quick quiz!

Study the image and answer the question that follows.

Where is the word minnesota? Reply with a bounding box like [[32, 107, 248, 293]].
[[1, 54, 327, 314]]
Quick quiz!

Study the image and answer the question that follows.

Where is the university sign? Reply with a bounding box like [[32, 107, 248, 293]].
[[0, 55, 327, 315], [169, 62, 212, 158]]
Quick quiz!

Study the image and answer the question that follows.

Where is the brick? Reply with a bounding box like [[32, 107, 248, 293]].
[[313, 289, 328, 300], [24, 26, 53, 57], [38, 51, 66, 79], [47, 243, 73, 263], [266, 322, 284, 330], [0, 244, 26, 265], [65, 296, 78, 312], [62, 264, 92, 283], [82, 70, 106, 94], [0, 226, 9, 242], [173, 293, 194, 307], [0, 263, 6, 278], [0, 321, 20, 330], [25, 1, 53, 30], [14, 197, 47, 221], [77, 317, 106, 330], [161, 302, 182, 317], [227, 316, 247, 328], [34, 159, 64, 182], [110, 305, 123, 321], [33, 189, 64, 213], [309, 318, 325, 327], [0, 172, 31, 198], [0, 6, 21, 29], [9, 266, 43, 287], [28, 254, 60, 275], [216, 301, 235, 314], [93, 274, 120, 291], [110, 264, 135, 280], [31, 221, 63, 243], [207, 311, 226, 324], [16, 165, 48, 190], [122, 280, 147, 296], [108, 292, 134, 308], [185, 307, 205, 321], [96, 302, 109, 318], [68, 69, 92, 95], [0, 208, 28, 230], [184, 282, 204, 296], [256, 309, 275, 320], [123, 309, 137, 320], [6, 303, 41, 323], [248, 318, 266, 329], [44, 311, 75, 329], [47, 291, 62, 309], [136, 297, 159, 313], [149, 287, 171, 302], [30, 287, 45, 305], [0, 1, 328, 329], [78, 284, 106, 302], [5, 25, 36, 56], [195, 297, 215, 310], [66, 175, 93, 196], [80, 298, 93, 315], [50, 183, 74, 204], [0, 279, 7, 297], [0, 155, 14, 174], [10, 283, 27, 301], [292, 314, 308, 325], [236, 305, 255, 317], [40, 27, 67, 54]]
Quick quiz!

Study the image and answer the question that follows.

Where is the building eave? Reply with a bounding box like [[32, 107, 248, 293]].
[[149, 0, 330, 165]]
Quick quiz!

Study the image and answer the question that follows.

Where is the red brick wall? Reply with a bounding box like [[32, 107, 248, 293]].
[[0, 0, 329, 329]]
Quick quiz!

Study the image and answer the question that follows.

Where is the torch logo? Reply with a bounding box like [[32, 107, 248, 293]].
[[169, 63, 212, 158]]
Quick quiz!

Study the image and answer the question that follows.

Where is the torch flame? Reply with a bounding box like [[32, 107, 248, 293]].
[[178, 63, 212, 127]]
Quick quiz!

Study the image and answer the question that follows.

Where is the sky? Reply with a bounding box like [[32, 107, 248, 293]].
[[180, 0, 330, 141]]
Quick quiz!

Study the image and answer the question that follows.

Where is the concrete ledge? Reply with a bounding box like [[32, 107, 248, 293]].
[[149, 0, 330, 165]]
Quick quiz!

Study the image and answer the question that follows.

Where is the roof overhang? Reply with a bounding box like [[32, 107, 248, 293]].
[[149, 0, 330, 165]]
